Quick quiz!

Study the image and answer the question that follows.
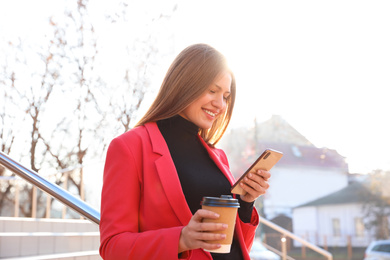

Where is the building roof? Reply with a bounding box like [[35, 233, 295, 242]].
[[254, 115, 313, 146], [255, 142, 348, 169], [220, 115, 348, 175], [295, 182, 373, 208], [254, 115, 348, 170]]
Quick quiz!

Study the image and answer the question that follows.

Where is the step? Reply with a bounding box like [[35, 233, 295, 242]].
[[0, 232, 99, 258], [0, 217, 98, 233], [0, 250, 101, 260]]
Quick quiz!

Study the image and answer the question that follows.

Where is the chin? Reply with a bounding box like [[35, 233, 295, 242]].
[[199, 122, 214, 130], [194, 118, 216, 130]]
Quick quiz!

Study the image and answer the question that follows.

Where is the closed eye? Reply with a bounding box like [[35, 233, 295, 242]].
[[209, 89, 230, 102]]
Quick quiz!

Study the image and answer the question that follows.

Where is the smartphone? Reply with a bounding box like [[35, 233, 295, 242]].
[[231, 148, 283, 195]]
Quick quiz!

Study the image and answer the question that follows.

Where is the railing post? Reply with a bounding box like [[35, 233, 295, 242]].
[[62, 172, 68, 219], [14, 181, 20, 217], [32, 185, 37, 218], [80, 168, 85, 220], [347, 235, 352, 260], [281, 236, 287, 260], [301, 234, 306, 259], [46, 195, 51, 218], [80, 168, 85, 201], [324, 235, 328, 251]]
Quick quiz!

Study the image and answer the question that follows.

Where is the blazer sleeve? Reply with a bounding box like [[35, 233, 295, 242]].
[[238, 207, 259, 251], [99, 136, 188, 260]]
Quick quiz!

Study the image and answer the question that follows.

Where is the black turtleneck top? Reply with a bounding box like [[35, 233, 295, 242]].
[[157, 115, 254, 260]]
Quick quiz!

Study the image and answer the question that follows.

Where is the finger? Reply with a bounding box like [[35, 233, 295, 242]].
[[198, 222, 228, 232], [244, 174, 270, 191], [180, 226, 224, 251], [202, 242, 223, 251], [193, 209, 220, 221], [246, 172, 264, 185], [255, 169, 271, 180], [240, 180, 267, 196], [189, 210, 226, 233], [195, 229, 227, 241], [182, 223, 227, 250]]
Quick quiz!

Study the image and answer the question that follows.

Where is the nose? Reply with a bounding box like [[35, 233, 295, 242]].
[[211, 94, 225, 110]]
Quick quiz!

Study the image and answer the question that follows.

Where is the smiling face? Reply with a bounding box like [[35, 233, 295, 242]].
[[179, 71, 232, 129]]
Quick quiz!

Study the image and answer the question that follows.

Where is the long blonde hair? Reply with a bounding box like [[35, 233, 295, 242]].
[[136, 43, 236, 146]]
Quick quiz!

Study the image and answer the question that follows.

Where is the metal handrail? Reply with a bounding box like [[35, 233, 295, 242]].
[[0, 149, 332, 259], [0, 151, 100, 225], [259, 216, 333, 260]]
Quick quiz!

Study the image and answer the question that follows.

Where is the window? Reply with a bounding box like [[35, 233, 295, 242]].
[[375, 244, 390, 253], [332, 218, 341, 237], [354, 217, 365, 237]]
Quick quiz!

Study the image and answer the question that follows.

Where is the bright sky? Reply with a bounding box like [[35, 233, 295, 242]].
[[170, 0, 390, 174], [1, 0, 390, 174]]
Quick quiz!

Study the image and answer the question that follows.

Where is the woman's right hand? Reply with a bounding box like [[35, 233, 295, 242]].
[[178, 209, 228, 253]]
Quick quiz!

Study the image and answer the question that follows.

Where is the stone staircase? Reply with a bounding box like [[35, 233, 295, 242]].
[[0, 217, 101, 260]]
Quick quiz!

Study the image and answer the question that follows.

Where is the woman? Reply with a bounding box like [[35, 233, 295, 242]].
[[99, 43, 271, 260]]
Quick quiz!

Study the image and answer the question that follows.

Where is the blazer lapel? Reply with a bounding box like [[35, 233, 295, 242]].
[[145, 122, 193, 225], [144, 123, 235, 225], [197, 136, 236, 185]]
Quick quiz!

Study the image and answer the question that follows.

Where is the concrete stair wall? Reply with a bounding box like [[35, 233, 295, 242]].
[[0, 217, 101, 259]]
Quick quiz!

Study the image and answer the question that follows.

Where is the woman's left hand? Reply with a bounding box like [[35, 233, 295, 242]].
[[239, 169, 271, 203]]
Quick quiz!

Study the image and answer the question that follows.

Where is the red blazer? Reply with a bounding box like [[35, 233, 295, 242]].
[[99, 122, 259, 260]]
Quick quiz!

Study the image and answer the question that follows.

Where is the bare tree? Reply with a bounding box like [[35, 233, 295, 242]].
[[0, 0, 178, 218], [362, 169, 390, 239], [16, 36, 62, 217], [104, 1, 177, 133], [0, 44, 19, 214], [0, 13, 70, 217], [41, 0, 102, 204]]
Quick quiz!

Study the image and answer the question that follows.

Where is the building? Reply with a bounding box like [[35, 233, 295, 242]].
[[292, 181, 388, 247], [221, 115, 349, 222]]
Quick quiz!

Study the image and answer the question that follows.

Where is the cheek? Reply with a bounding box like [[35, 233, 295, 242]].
[[185, 105, 200, 119], [222, 101, 228, 111]]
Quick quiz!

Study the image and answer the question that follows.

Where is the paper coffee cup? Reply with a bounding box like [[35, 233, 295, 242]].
[[201, 195, 240, 253]]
